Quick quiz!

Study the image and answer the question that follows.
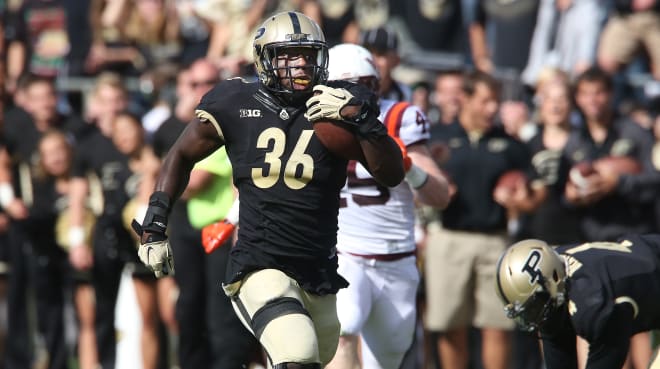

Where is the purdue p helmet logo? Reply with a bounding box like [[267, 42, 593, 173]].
[[521, 250, 543, 285]]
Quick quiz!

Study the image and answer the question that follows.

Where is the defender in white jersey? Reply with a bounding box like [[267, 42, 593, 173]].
[[326, 44, 451, 369]]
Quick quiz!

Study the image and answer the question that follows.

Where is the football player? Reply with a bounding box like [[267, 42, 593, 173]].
[[496, 235, 660, 369], [132, 11, 405, 369], [324, 43, 450, 369]]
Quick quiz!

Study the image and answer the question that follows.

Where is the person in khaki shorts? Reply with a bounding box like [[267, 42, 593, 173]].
[[598, 0, 660, 79], [423, 70, 542, 369]]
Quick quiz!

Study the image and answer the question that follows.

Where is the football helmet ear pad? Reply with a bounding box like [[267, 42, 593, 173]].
[[253, 11, 328, 103], [495, 239, 567, 332]]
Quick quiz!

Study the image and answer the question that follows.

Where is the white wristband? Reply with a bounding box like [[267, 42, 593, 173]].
[[405, 164, 429, 189], [225, 198, 240, 225], [68, 226, 86, 248], [0, 183, 16, 208], [135, 204, 148, 225]]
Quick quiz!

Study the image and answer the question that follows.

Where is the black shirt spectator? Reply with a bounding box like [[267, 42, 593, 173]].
[[440, 121, 531, 231]]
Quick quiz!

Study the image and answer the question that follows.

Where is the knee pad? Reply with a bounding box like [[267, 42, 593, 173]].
[[272, 363, 321, 369], [250, 297, 309, 340]]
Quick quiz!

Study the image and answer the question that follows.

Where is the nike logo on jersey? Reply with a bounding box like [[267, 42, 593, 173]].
[[240, 109, 262, 118]]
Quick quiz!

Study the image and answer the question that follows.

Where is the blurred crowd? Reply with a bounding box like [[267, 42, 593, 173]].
[[0, 0, 659, 369]]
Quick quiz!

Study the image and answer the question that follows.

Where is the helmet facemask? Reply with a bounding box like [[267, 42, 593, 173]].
[[503, 277, 565, 332], [257, 42, 328, 103]]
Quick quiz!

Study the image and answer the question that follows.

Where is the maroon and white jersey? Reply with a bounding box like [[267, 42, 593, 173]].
[[337, 99, 430, 255]]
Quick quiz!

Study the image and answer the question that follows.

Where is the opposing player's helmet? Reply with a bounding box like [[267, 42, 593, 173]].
[[495, 239, 567, 331], [253, 11, 328, 100], [327, 43, 380, 93]]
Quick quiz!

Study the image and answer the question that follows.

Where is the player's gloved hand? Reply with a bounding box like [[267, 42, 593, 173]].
[[305, 82, 387, 139], [201, 219, 235, 254], [305, 85, 361, 122], [131, 192, 175, 278], [135, 232, 174, 278]]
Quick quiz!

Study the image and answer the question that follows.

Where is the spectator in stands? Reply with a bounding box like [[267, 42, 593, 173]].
[[389, 0, 467, 56], [68, 73, 137, 369], [519, 79, 582, 244], [301, 0, 362, 47], [564, 67, 659, 241], [139, 65, 176, 140], [1, 74, 86, 369], [411, 80, 432, 117], [424, 71, 535, 369], [24, 131, 97, 369], [87, 0, 181, 76], [428, 70, 464, 167], [152, 67, 194, 158], [174, 0, 212, 66], [4, 0, 72, 93], [467, 0, 540, 74], [360, 26, 411, 102], [499, 100, 536, 142], [522, 0, 604, 87], [432, 70, 463, 127], [598, 0, 660, 80]]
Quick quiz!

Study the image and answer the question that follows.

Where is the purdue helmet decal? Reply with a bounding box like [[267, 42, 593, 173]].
[[495, 239, 567, 331]]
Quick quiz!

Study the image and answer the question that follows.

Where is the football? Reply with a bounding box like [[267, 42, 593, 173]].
[[593, 156, 642, 176], [493, 169, 527, 196], [569, 161, 597, 189], [313, 120, 364, 161]]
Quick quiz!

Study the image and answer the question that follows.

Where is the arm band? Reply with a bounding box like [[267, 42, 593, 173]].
[[141, 191, 171, 233], [405, 164, 429, 189]]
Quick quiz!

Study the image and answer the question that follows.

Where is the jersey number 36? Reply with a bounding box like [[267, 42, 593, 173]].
[[251, 128, 314, 190]]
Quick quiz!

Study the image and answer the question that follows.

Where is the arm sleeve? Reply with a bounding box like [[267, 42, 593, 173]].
[[584, 303, 634, 369], [540, 312, 579, 369], [541, 333, 579, 369]]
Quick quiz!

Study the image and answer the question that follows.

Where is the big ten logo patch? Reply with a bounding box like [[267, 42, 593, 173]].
[[240, 109, 262, 118]]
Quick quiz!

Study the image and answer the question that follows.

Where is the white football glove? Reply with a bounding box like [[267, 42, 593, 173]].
[[305, 85, 356, 122], [138, 239, 175, 278]]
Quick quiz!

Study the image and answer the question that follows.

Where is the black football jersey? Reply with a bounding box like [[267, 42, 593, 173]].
[[556, 234, 660, 341], [196, 79, 350, 294]]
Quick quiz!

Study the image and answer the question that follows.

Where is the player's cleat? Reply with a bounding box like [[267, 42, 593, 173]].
[[201, 219, 235, 254]]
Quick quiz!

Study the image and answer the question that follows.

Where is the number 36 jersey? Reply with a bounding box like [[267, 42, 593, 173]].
[[337, 100, 429, 255], [196, 78, 350, 295]]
